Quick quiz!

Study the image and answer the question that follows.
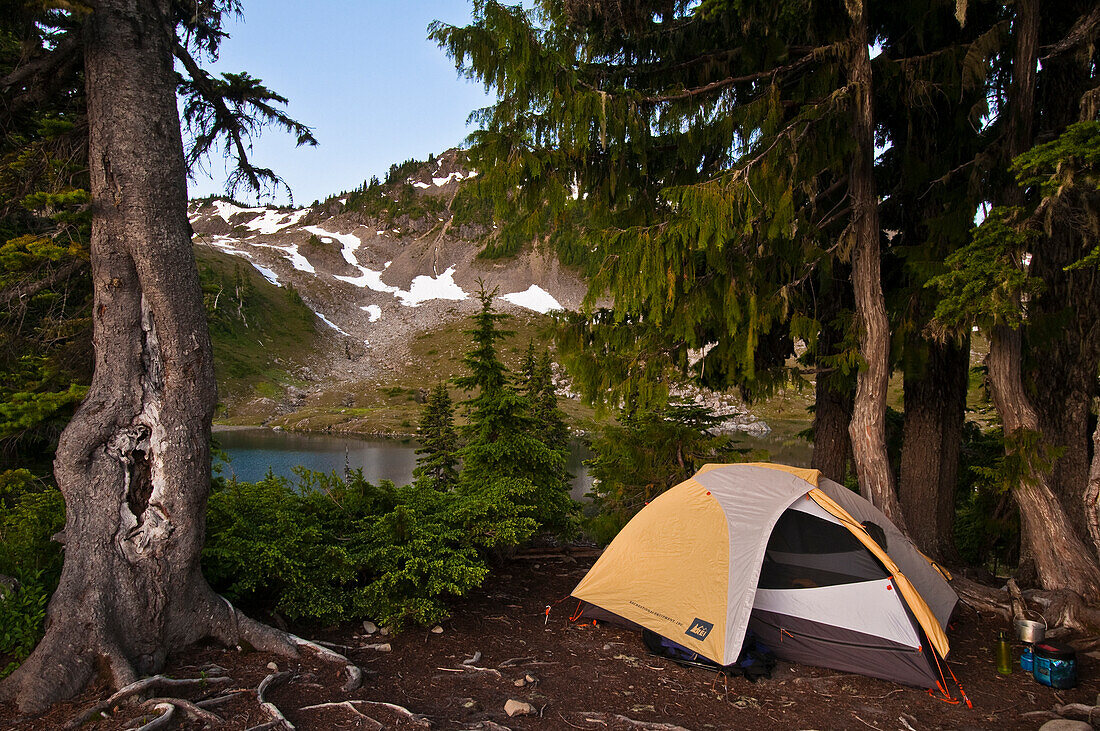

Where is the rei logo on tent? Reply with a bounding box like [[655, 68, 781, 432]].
[[685, 618, 714, 641]]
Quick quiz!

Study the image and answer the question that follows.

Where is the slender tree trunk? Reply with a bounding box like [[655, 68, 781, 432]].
[[844, 0, 906, 531], [0, 0, 302, 713], [987, 325, 1100, 600], [811, 309, 854, 484], [899, 337, 967, 561], [812, 374, 853, 484]]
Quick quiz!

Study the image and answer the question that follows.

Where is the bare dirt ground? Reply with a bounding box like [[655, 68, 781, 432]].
[[2, 554, 1097, 730]]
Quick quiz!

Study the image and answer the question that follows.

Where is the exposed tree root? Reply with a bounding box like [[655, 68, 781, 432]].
[[66, 674, 233, 727], [951, 575, 1012, 619], [222, 602, 362, 692], [950, 575, 1100, 634], [1030, 589, 1100, 634], [345, 700, 432, 727], [1023, 703, 1100, 725], [256, 670, 295, 731], [299, 700, 384, 730], [143, 696, 224, 724], [131, 701, 174, 731], [573, 711, 691, 730]]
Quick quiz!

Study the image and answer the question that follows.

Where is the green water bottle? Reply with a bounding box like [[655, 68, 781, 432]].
[[996, 631, 1012, 675]]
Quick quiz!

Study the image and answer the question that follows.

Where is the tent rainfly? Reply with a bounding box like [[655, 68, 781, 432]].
[[571, 463, 958, 689]]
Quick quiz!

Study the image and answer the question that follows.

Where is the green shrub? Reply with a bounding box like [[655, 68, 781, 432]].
[[0, 470, 65, 678], [202, 468, 519, 630], [0, 577, 49, 678], [202, 472, 371, 625]]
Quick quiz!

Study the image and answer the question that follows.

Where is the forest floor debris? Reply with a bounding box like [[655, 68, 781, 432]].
[[3, 555, 1099, 729]]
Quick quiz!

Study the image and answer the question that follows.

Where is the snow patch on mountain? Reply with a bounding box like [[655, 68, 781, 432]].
[[394, 267, 467, 307], [284, 244, 315, 273], [361, 305, 382, 322], [251, 263, 281, 286], [499, 285, 562, 314]]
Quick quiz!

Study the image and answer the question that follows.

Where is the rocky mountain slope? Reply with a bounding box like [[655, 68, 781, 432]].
[[189, 150, 769, 437], [188, 151, 590, 430]]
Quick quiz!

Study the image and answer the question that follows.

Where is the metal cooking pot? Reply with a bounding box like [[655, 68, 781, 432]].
[[1015, 611, 1047, 643]]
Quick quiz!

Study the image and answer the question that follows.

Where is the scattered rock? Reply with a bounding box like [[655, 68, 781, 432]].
[[266, 662, 278, 671], [459, 698, 481, 710], [514, 678, 527, 687], [363, 642, 392, 652], [1040, 721, 1092, 731], [431, 625, 444, 634], [504, 699, 536, 717], [363, 620, 378, 634], [525, 673, 538, 684], [603, 644, 612, 651], [380, 626, 391, 636]]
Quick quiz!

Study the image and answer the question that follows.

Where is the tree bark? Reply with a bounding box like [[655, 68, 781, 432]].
[[844, 0, 906, 531], [899, 336, 968, 561], [978, 0, 1100, 601], [987, 325, 1100, 601], [0, 1, 304, 713], [811, 310, 854, 484], [812, 373, 853, 484], [1086, 411, 1100, 562]]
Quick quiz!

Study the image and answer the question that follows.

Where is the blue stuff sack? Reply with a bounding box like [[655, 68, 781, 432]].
[[1033, 641, 1076, 689]]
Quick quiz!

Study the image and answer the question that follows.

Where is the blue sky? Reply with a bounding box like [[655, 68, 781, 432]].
[[186, 2, 493, 206]]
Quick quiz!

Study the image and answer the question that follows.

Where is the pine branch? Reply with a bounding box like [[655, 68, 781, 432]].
[[627, 45, 836, 104], [0, 31, 82, 113], [1041, 5, 1100, 58], [173, 41, 316, 200], [0, 258, 87, 309]]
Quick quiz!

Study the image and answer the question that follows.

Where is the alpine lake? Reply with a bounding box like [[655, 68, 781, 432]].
[[213, 422, 812, 501]]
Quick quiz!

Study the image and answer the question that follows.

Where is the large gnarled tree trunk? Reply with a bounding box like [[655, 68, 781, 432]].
[[982, 0, 1100, 603], [845, 0, 906, 531], [987, 325, 1100, 599], [0, 0, 326, 713]]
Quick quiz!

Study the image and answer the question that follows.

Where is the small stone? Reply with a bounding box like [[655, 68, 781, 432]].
[[266, 662, 278, 671], [380, 626, 391, 636], [363, 620, 378, 634], [504, 699, 536, 717], [514, 678, 526, 687], [365, 642, 391, 652], [460, 698, 480, 710], [525, 673, 537, 684], [430, 625, 444, 634], [1039, 721, 1092, 731], [602, 644, 612, 651]]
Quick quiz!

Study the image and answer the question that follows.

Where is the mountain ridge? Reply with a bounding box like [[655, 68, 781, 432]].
[[188, 150, 591, 431]]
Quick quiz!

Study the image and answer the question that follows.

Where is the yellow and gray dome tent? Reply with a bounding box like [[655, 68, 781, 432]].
[[572, 463, 958, 688]]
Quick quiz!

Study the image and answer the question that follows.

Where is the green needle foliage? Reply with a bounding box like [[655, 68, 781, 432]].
[[456, 286, 576, 539], [414, 382, 460, 491], [431, 0, 887, 408], [584, 392, 742, 541]]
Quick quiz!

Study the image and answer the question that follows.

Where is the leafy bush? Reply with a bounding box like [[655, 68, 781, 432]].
[[0, 577, 49, 678], [202, 469, 512, 630], [0, 470, 65, 678]]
